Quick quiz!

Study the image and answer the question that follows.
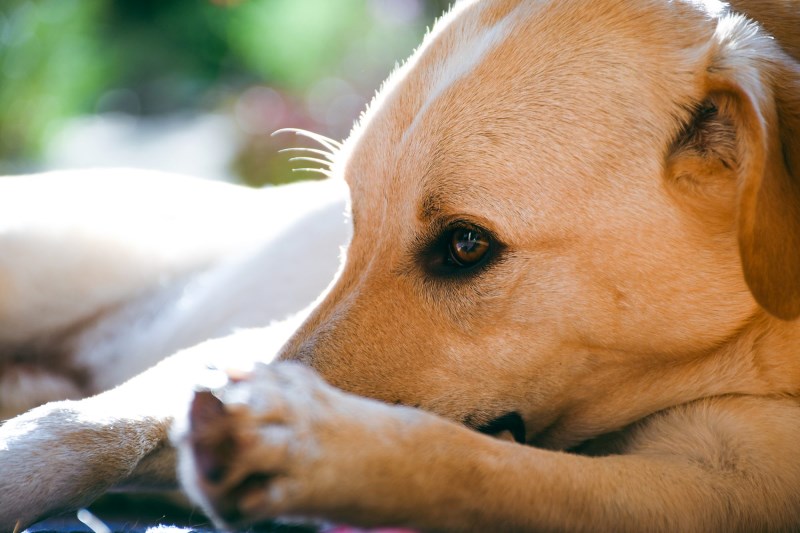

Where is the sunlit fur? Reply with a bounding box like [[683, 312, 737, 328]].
[[1, 0, 800, 531]]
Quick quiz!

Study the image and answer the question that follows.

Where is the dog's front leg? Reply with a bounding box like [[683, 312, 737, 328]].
[[0, 353, 198, 530], [0, 326, 286, 531], [178, 362, 800, 532], [0, 395, 173, 530]]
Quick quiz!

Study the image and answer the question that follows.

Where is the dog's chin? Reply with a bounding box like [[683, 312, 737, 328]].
[[476, 412, 527, 444]]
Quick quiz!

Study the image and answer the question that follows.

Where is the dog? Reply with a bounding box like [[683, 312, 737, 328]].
[[2, 0, 800, 530]]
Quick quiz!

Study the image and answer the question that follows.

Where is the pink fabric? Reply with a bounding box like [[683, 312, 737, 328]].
[[324, 526, 417, 533]]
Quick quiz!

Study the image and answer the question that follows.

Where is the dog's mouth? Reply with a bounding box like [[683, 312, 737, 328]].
[[476, 412, 526, 444]]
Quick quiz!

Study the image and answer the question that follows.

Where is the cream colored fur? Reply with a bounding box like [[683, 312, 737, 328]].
[[2, 0, 800, 531]]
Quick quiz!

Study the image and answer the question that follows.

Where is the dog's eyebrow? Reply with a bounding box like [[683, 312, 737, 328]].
[[417, 174, 499, 223], [417, 185, 492, 228], [418, 191, 444, 222]]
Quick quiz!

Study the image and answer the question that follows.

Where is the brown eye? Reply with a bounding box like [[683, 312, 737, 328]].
[[449, 227, 490, 267]]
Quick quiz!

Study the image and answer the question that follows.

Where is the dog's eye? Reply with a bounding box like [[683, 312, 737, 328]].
[[448, 227, 490, 267], [419, 222, 498, 278]]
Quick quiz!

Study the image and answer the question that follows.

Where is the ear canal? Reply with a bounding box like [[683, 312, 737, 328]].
[[710, 26, 800, 320]]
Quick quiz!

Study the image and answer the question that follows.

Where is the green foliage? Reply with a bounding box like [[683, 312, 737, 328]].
[[0, 0, 450, 178], [227, 0, 368, 90], [0, 0, 113, 167]]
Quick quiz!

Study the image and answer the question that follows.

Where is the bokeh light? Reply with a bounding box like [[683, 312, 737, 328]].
[[0, 0, 449, 185]]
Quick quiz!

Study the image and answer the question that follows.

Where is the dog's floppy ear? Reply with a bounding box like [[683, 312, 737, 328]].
[[671, 15, 800, 320]]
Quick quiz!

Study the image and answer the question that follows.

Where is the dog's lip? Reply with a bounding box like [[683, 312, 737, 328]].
[[476, 412, 526, 444]]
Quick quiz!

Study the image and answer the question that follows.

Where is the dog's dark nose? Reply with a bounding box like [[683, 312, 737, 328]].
[[476, 412, 526, 444]]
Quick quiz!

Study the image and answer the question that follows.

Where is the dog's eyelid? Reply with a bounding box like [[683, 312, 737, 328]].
[[448, 220, 505, 252], [432, 215, 501, 241], [418, 217, 502, 252]]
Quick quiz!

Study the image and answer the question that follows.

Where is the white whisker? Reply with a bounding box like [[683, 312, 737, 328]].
[[288, 156, 333, 168], [273, 128, 342, 152], [278, 147, 336, 162], [291, 167, 333, 177]]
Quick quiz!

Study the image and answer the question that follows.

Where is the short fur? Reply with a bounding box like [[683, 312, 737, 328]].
[[2, 1, 800, 531]]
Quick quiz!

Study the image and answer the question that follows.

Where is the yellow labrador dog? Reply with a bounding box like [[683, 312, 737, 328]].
[[2, 0, 800, 530]]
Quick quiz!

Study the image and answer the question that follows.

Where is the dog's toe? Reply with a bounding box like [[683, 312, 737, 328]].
[[184, 369, 304, 526]]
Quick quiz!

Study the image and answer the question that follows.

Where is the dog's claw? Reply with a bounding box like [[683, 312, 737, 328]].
[[189, 390, 238, 484]]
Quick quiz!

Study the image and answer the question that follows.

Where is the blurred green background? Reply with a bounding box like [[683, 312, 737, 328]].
[[0, 0, 447, 185]]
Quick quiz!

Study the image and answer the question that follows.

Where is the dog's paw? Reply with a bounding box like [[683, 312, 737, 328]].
[[174, 362, 423, 529]]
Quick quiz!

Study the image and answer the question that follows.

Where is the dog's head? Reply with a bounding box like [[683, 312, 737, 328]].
[[279, 0, 800, 448]]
